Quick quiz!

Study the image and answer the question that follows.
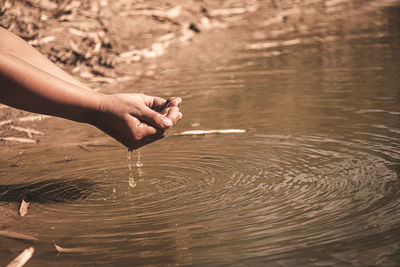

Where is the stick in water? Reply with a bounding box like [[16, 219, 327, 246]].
[[52, 241, 92, 253], [6, 247, 34, 267], [0, 230, 39, 242], [175, 129, 246, 136]]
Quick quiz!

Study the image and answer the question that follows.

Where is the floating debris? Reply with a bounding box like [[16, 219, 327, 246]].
[[17, 115, 50, 123], [19, 199, 30, 217], [246, 38, 301, 50], [0, 230, 39, 242], [6, 247, 34, 267], [10, 126, 44, 139], [175, 129, 246, 136], [0, 137, 38, 144], [52, 241, 92, 253]]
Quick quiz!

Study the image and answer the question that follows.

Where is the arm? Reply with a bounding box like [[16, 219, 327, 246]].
[[0, 49, 101, 122], [0, 26, 90, 89], [0, 31, 182, 150]]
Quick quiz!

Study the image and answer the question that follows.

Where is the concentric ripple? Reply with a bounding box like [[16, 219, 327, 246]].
[[18, 130, 399, 265]]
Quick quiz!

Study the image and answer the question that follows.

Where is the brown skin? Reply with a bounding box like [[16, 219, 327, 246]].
[[0, 28, 182, 150]]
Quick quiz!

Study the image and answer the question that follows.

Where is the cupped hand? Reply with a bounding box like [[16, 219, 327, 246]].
[[93, 93, 182, 150]]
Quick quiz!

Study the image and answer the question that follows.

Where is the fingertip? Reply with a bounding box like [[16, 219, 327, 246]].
[[161, 116, 173, 128], [153, 96, 168, 108], [167, 97, 182, 107]]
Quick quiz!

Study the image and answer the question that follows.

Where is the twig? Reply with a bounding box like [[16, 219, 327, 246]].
[[0, 230, 39, 242], [208, 5, 259, 17], [174, 129, 246, 136], [6, 247, 35, 267], [0, 137, 38, 143], [17, 115, 49, 122], [122, 6, 182, 19], [28, 36, 56, 46], [10, 126, 44, 139], [52, 240, 92, 253]]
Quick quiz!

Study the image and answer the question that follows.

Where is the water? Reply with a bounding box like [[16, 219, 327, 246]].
[[1, 1, 400, 266]]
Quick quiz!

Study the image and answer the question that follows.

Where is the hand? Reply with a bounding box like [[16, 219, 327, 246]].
[[93, 93, 182, 150]]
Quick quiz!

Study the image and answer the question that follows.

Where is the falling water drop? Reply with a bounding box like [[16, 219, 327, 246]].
[[136, 150, 143, 168], [127, 150, 136, 188]]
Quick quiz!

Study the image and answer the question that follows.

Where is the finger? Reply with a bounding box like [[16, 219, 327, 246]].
[[131, 109, 182, 149], [151, 96, 168, 110], [155, 97, 182, 112], [129, 105, 182, 149], [135, 105, 173, 130], [161, 107, 182, 136], [160, 106, 171, 116], [133, 107, 182, 148], [166, 97, 182, 108], [160, 106, 181, 123], [166, 106, 182, 124]]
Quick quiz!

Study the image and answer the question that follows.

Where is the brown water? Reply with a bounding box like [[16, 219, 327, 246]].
[[1, 1, 400, 266]]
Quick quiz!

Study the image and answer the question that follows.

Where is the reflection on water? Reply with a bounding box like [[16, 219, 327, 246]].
[[1, 1, 400, 266]]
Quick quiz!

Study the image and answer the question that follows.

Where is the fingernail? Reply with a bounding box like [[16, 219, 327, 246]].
[[162, 117, 173, 128]]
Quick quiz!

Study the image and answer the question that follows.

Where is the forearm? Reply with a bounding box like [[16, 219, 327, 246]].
[[0, 49, 102, 123], [0, 28, 182, 149], [0, 27, 89, 90]]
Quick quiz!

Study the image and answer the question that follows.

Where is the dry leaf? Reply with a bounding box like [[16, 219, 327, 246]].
[[19, 199, 30, 217]]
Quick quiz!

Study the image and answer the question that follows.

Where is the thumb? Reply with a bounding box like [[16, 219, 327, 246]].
[[137, 105, 173, 129]]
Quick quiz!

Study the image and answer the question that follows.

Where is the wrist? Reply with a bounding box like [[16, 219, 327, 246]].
[[74, 91, 106, 125]]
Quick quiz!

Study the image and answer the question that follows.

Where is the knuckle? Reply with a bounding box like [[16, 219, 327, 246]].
[[152, 112, 161, 122]]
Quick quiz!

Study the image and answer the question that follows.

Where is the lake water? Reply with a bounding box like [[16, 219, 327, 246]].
[[1, 1, 400, 266]]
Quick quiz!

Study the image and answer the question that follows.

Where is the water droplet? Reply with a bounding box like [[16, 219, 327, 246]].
[[136, 150, 143, 167], [129, 176, 137, 188]]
